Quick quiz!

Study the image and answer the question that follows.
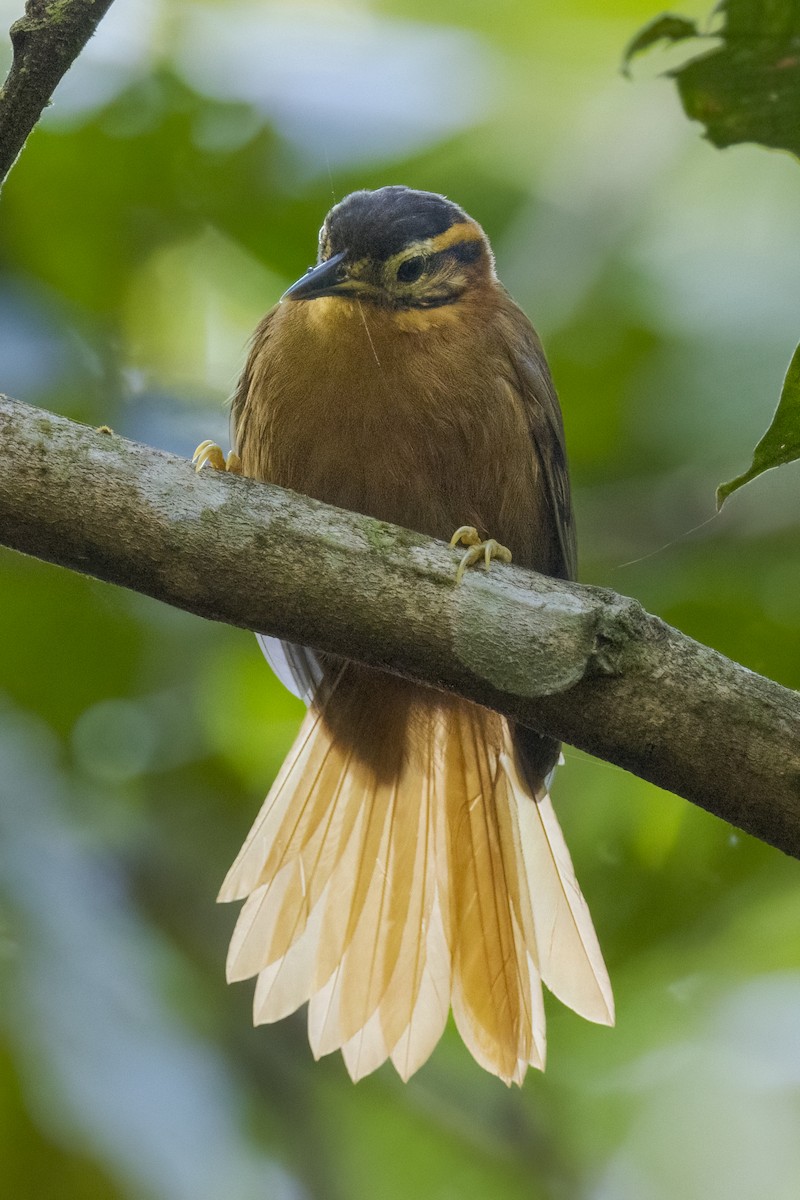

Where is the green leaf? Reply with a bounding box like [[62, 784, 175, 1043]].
[[717, 341, 800, 507], [628, 0, 800, 159], [622, 15, 700, 75]]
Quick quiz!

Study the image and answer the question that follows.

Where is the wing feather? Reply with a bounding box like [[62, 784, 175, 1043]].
[[498, 301, 576, 581]]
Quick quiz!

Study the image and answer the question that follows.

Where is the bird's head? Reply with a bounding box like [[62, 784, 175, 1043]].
[[282, 186, 495, 311]]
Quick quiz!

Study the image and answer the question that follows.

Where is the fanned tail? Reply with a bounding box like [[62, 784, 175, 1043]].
[[220, 676, 613, 1084]]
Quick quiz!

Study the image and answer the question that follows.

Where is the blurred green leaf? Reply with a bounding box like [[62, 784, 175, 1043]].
[[717, 340, 800, 506], [622, 14, 700, 75], [628, 2, 800, 507], [628, 0, 800, 158]]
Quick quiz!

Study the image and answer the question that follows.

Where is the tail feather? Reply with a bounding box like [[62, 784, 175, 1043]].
[[251, 881, 326, 1022], [341, 1007, 390, 1082], [224, 715, 374, 984], [502, 752, 615, 1026], [389, 893, 451, 1080], [306, 784, 397, 1055], [446, 711, 536, 1083], [308, 713, 450, 1074], [220, 679, 613, 1084], [224, 758, 368, 981], [312, 775, 397, 1016], [381, 719, 450, 1063], [219, 707, 334, 902], [339, 779, 417, 1046]]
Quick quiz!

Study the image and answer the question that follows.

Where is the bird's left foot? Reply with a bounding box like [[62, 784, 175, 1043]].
[[450, 526, 512, 585], [192, 440, 242, 475]]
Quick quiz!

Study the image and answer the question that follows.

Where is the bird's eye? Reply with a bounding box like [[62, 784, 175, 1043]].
[[396, 256, 426, 284]]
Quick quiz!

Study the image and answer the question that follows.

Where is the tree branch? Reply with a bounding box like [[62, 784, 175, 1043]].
[[1, 393, 799, 856], [0, 0, 114, 186]]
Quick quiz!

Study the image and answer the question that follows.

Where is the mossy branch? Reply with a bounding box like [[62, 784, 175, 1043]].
[[1, 394, 799, 857], [0, 0, 115, 186]]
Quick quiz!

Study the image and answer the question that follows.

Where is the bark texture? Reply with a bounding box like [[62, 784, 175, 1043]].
[[1, 394, 799, 856]]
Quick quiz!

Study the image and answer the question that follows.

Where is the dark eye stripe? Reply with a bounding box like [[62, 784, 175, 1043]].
[[389, 240, 486, 308], [417, 240, 483, 274], [449, 239, 482, 265]]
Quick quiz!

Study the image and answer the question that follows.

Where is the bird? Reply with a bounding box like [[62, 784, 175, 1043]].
[[193, 185, 613, 1085]]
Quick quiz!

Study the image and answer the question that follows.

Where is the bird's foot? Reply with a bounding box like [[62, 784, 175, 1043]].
[[449, 526, 512, 585], [192, 440, 242, 475]]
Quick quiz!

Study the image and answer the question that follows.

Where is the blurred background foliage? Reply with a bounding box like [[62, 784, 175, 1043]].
[[1, 0, 800, 1197]]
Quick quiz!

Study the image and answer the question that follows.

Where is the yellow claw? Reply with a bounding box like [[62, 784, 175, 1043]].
[[192, 440, 242, 475], [450, 525, 512, 585]]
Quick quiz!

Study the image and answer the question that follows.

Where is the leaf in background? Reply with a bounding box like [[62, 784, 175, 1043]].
[[627, 0, 800, 159], [622, 14, 700, 75], [717, 341, 800, 507]]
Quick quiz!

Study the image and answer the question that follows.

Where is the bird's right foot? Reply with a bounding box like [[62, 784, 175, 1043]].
[[192, 440, 242, 474], [450, 525, 512, 585]]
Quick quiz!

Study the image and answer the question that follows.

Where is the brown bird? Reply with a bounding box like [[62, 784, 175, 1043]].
[[194, 186, 613, 1084]]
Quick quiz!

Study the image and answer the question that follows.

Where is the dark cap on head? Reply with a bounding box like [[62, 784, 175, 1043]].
[[321, 186, 469, 263]]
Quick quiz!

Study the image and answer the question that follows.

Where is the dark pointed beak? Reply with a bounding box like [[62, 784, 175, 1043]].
[[282, 250, 349, 301]]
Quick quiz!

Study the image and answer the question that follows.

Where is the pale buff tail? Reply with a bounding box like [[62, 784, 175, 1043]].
[[219, 689, 613, 1085]]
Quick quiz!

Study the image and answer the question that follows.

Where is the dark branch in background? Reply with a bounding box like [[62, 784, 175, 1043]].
[[2, 394, 799, 857], [0, 0, 114, 186]]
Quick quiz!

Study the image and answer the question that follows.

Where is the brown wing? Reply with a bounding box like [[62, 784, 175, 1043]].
[[229, 306, 327, 705], [500, 301, 576, 582], [229, 306, 279, 460], [499, 298, 577, 785]]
